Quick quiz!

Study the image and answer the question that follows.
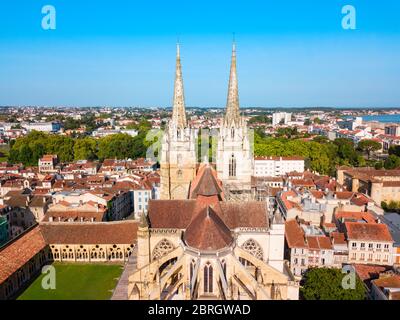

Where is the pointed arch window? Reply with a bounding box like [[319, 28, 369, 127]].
[[242, 239, 264, 261], [152, 238, 174, 261], [231, 128, 235, 139], [203, 262, 213, 294], [229, 154, 236, 177]]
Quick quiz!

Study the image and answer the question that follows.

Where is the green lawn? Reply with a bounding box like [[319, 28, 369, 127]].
[[18, 263, 124, 300]]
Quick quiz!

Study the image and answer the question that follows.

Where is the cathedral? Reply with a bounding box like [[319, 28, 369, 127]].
[[127, 43, 299, 300]]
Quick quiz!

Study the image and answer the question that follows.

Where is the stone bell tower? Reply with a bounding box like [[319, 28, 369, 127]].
[[160, 43, 197, 200], [216, 42, 253, 200]]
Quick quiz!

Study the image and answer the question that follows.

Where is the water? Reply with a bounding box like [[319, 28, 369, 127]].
[[362, 114, 400, 123]]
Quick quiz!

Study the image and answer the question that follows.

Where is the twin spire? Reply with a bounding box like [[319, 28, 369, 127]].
[[171, 42, 241, 129], [224, 41, 241, 127], [171, 43, 187, 129]]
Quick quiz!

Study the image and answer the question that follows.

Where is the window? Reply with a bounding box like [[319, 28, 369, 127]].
[[376, 244, 381, 250], [360, 243, 365, 250], [231, 128, 235, 139], [242, 239, 263, 260], [229, 154, 236, 177], [152, 239, 174, 260], [352, 242, 357, 248], [203, 262, 213, 294], [368, 243, 374, 250]]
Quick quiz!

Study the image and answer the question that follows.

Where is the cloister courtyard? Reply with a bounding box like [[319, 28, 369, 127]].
[[17, 263, 124, 300]]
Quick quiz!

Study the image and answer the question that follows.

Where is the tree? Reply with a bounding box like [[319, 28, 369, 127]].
[[384, 155, 400, 170], [389, 145, 400, 157], [357, 139, 381, 160], [334, 138, 359, 166], [97, 134, 136, 160], [73, 137, 97, 160], [313, 136, 328, 144], [300, 268, 366, 300]]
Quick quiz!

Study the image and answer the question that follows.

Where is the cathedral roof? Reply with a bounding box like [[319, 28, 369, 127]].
[[148, 199, 268, 230], [184, 206, 233, 251], [189, 164, 224, 199]]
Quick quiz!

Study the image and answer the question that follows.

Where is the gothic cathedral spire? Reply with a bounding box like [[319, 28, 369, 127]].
[[224, 41, 241, 127], [171, 43, 187, 128]]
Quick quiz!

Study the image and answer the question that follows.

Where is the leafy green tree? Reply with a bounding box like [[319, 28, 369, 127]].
[[375, 161, 384, 169], [97, 134, 136, 160], [334, 138, 359, 166], [312, 136, 328, 144], [18, 144, 34, 166], [73, 137, 97, 160], [357, 139, 381, 160], [389, 145, 400, 157], [63, 117, 81, 130], [301, 268, 366, 300], [384, 155, 400, 170]]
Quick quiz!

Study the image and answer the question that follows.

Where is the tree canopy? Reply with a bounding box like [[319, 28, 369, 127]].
[[300, 268, 366, 300], [357, 139, 382, 159]]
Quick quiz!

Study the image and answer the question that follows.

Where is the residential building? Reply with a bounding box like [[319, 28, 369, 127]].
[[272, 112, 292, 126], [254, 156, 304, 177], [345, 222, 394, 266], [385, 124, 400, 137], [285, 219, 335, 277], [337, 167, 400, 204], [371, 274, 400, 300], [38, 155, 58, 173]]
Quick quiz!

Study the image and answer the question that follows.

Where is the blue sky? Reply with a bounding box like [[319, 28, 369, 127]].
[[0, 0, 400, 108]]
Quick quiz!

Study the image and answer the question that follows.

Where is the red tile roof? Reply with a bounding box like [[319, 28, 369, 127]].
[[0, 226, 47, 284], [285, 220, 307, 248], [345, 222, 393, 242], [335, 211, 377, 224], [353, 264, 392, 282], [184, 206, 233, 251], [372, 275, 400, 289], [39, 221, 138, 244]]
